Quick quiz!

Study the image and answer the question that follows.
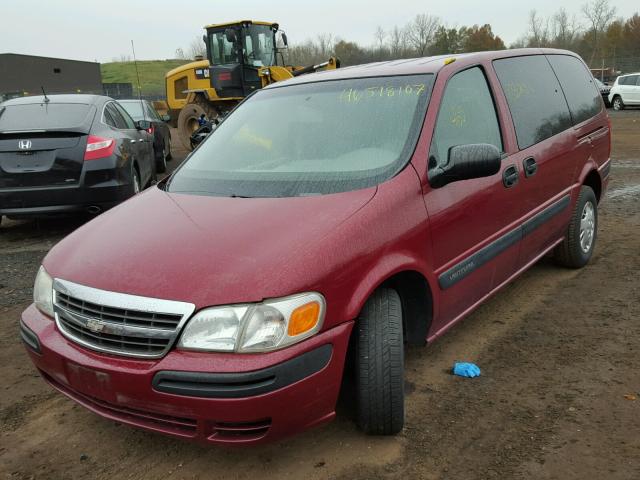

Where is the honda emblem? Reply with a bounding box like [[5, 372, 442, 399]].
[[18, 140, 32, 150]]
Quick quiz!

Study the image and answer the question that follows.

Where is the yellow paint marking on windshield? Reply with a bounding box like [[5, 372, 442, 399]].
[[339, 83, 427, 103], [503, 82, 534, 101], [449, 105, 467, 127], [236, 126, 273, 150]]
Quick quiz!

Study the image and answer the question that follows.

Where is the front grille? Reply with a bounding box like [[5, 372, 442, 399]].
[[57, 314, 171, 356], [53, 278, 195, 359], [56, 292, 183, 329]]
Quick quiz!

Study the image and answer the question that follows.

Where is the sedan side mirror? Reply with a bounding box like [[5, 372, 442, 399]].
[[429, 143, 501, 188], [135, 120, 152, 131]]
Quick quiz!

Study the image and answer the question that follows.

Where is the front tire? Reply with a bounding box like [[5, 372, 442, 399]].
[[612, 95, 624, 111], [355, 288, 404, 435], [555, 185, 598, 268]]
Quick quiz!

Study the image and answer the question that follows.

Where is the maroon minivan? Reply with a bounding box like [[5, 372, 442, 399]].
[[21, 49, 610, 445]]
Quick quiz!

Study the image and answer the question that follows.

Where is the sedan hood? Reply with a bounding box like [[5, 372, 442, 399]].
[[45, 186, 376, 308]]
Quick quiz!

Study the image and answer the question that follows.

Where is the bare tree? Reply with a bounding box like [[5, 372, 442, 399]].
[[316, 33, 335, 58], [374, 25, 386, 51], [527, 10, 550, 47], [582, 0, 617, 63], [551, 8, 581, 49], [406, 14, 440, 56], [188, 36, 206, 59], [174, 48, 187, 60], [388, 25, 409, 58]]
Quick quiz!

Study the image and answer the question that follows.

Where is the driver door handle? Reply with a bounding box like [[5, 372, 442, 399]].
[[523, 157, 538, 177], [503, 164, 519, 188]]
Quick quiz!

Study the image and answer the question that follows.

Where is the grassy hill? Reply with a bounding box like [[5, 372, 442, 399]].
[[101, 59, 191, 96]]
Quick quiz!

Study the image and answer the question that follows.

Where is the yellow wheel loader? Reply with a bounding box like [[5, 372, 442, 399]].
[[166, 20, 340, 150]]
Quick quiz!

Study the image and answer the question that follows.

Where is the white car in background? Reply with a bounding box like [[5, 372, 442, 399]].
[[608, 73, 640, 110]]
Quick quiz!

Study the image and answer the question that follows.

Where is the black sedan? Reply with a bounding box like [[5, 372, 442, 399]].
[[0, 94, 155, 224], [118, 99, 172, 173]]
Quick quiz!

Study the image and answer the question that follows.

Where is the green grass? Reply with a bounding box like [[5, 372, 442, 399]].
[[101, 59, 191, 96]]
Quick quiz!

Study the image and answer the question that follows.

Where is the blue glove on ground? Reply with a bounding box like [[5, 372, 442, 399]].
[[453, 362, 481, 378]]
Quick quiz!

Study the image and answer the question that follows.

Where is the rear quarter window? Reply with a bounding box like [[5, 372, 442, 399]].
[[493, 55, 572, 150], [546, 55, 602, 125]]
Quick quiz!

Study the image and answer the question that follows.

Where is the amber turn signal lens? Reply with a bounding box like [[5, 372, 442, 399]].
[[288, 301, 321, 336]]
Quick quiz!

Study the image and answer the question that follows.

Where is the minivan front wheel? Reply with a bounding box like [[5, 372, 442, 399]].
[[355, 288, 404, 435], [612, 96, 624, 111], [555, 185, 598, 268]]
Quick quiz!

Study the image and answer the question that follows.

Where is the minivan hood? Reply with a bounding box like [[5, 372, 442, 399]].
[[44, 186, 376, 308]]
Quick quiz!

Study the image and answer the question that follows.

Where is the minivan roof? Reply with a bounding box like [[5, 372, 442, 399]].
[[0, 94, 110, 106], [267, 48, 582, 88]]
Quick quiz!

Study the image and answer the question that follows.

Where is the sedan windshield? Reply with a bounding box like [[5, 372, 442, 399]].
[[168, 74, 433, 197]]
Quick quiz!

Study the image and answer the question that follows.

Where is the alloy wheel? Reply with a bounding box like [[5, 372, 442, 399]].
[[579, 201, 595, 253]]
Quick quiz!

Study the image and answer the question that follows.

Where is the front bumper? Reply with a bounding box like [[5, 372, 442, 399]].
[[21, 304, 353, 445]]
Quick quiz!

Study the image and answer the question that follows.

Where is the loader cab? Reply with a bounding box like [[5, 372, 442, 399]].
[[206, 21, 280, 98]]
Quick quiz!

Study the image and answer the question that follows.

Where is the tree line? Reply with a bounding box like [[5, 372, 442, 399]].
[[174, 0, 639, 72]]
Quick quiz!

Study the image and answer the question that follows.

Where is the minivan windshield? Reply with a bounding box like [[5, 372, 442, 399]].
[[168, 74, 433, 197]]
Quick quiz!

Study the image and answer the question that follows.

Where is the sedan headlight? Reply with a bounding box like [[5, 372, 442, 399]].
[[33, 266, 54, 318], [177, 292, 325, 353]]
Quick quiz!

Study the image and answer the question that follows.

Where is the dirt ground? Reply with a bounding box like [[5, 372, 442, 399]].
[[1, 114, 639, 480]]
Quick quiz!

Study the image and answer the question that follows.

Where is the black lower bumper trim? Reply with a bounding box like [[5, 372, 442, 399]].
[[20, 319, 41, 354], [152, 344, 333, 399]]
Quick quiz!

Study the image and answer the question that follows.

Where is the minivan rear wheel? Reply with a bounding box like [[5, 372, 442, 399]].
[[355, 288, 404, 435], [612, 95, 624, 111], [555, 185, 597, 268]]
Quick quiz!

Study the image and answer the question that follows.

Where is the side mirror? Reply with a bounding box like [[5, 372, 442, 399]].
[[135, 120, 152, 131], [161, 114, 171, 122], [281, 32, 288, 46], [429, 143, 501, 188], [224, 29, 237, 44]]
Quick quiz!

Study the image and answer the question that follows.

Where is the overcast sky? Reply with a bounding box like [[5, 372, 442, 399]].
[[1, 0, 637, 63]]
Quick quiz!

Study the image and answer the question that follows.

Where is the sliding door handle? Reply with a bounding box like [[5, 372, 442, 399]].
[[523, 157, 538, 177]]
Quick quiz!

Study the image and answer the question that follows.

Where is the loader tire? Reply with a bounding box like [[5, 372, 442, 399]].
[[177, 96, 219, 151]]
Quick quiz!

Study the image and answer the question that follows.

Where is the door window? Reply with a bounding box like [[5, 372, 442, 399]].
[[429, 67, 502, 170], [114, 103, 136, 129], [493, 55, 572, 150], [209, 30, 240, 65], [546, 55, 602, 125], [618, 75, 638, 86], [105, 103, 128, 130]]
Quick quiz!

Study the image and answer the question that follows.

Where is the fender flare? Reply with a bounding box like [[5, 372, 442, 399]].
[[343, 252, 438, 331]]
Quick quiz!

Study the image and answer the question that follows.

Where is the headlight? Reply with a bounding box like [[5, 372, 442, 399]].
[[33, 266, 54, 318], [177, 292, 325, 353]]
